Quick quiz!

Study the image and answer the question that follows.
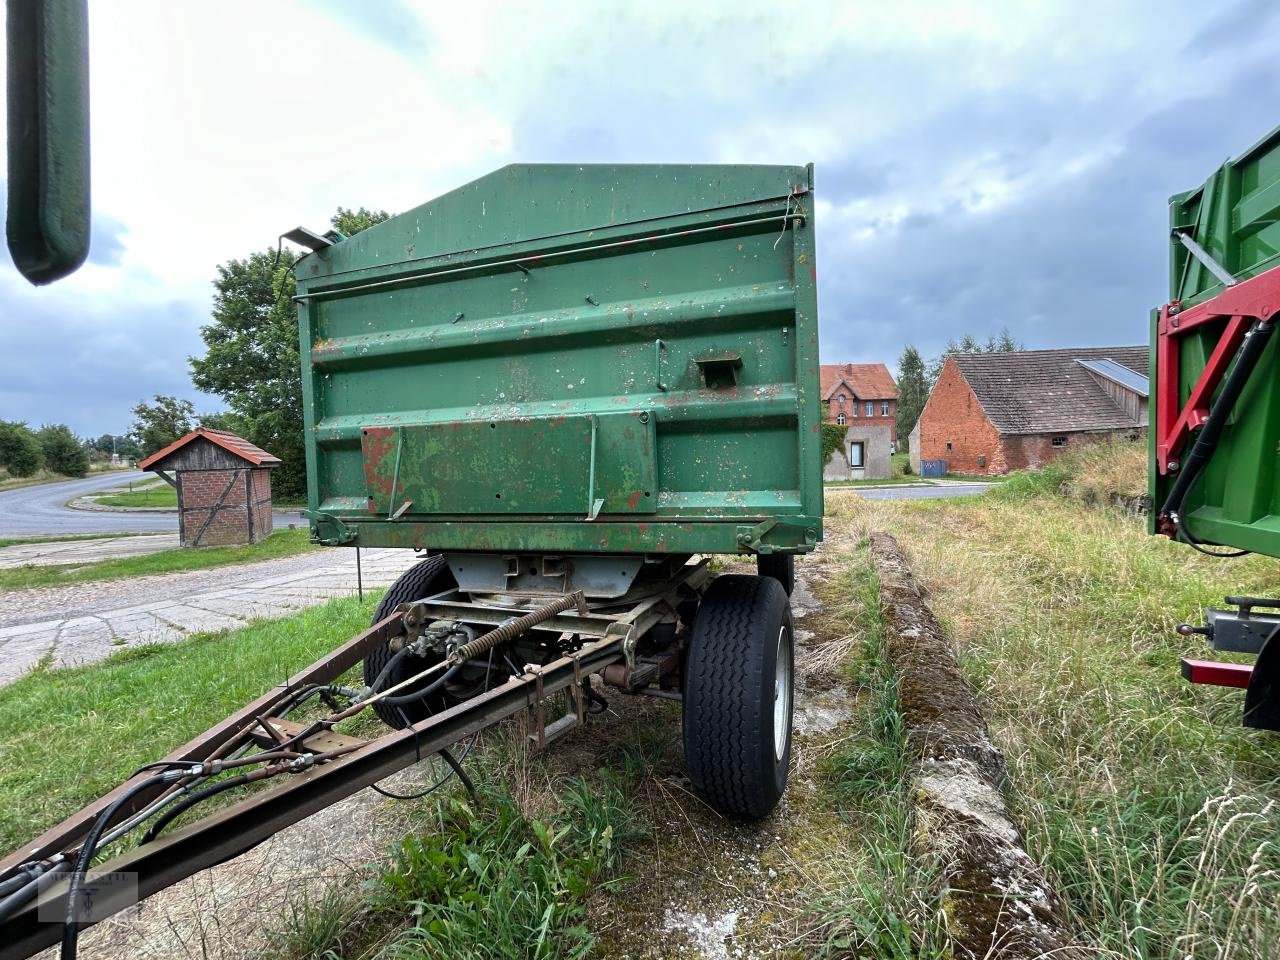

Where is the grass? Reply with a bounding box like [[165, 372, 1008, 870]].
[[0, 466, 133, 492], [800, 540, 949, 958], [0, 527, 317, 591], [0, 591, 382, 853], [0, 554, 650, 959], [91, 481, 177, 508], [836, 448, 1280, 958]]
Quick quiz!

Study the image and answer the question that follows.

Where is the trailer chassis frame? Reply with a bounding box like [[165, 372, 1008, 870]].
[[0, 559, 709, 960]]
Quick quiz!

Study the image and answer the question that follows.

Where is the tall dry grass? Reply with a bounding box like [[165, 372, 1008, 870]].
[[827, 486, 1280, 958]]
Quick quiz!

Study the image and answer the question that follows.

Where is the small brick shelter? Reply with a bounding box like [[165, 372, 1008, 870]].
[[137, 428, 281, 547]]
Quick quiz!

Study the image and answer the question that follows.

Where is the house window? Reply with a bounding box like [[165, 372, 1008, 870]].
[[837, 395, 845, 405], [836, 413, 846, 426], [865, 401, 874, 417], [946, 441, 953, 452], [851, 400, 858, 417], [881, 400, 890, 416], [1052, 436, 1068, 448], [849, 441, 865, 468]]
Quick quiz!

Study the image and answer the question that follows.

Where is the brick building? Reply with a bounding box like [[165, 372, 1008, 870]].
[[137, 428, 281, 547], [819, 362, 898, 480], [819, 363, 899, 440], [917, 347, 1148, 475]]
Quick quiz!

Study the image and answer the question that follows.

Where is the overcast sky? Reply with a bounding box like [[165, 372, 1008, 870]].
[[1, 0, 1275, 436]]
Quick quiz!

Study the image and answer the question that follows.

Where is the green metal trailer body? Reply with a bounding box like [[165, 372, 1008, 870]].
[[295, 164, 822, 558], [1150, 125, 1280, 558], [1166, 124, 1280, 309]]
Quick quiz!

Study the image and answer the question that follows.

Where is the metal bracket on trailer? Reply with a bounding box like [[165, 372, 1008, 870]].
[[1154, 266, 1280, 484]]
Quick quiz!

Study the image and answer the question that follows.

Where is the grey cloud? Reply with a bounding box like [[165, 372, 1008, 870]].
[[0, 282, 220, 434], [500, 2, 1273, 370]]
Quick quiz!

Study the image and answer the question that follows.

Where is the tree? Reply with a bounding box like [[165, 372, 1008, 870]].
[[37, 424, 90, 477], [0, 421, 43, 477], [927, 327, 1023, 384], [131, 395, 195, 457], [895, 345, 929, 439], [190, 207, 392, 501], [89, 433, 142, 460], [331, 206, 391, 237]]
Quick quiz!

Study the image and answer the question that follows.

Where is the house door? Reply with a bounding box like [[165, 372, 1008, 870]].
[[849, 441, 865, 474]]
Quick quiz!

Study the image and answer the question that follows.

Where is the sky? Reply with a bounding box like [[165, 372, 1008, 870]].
[[0, 0, 1276, 436]]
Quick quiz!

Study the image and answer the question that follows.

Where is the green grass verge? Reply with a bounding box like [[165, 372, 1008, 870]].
[[0, 528, 318, 592], [0, 591, 382, 853], [91, 483, 177, 508]]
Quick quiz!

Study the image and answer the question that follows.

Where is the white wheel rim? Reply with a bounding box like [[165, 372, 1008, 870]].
[[773, 624, 792, 761]]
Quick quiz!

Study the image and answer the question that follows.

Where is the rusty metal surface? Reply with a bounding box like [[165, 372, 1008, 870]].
[[295, 164, 823, 557]]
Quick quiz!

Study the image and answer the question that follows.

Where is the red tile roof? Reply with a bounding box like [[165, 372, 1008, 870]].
[[819, 363, 898, 401], [137, 427, 281, 470]]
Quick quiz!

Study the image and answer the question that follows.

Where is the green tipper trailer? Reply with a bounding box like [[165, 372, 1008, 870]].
[[296, 163, 822, 563], [1151, 125, 1280, 730], [293, 163, 823, 817]]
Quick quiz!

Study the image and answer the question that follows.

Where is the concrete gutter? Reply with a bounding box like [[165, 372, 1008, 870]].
[[868, 532, 1092, 960]]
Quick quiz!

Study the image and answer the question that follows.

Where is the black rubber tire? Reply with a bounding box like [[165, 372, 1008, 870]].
[[682, 574, 794, 819], [756, 553, 795, 596], [364, 555, 456, 728]]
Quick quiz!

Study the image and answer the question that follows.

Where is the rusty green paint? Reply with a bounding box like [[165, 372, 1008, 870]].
[[295, 163, 823, 555]]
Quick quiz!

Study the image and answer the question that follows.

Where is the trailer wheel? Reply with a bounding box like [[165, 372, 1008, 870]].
[[682, 574, 793, 819], [364, 555, 456, 728], [756, 553, 795, 596]]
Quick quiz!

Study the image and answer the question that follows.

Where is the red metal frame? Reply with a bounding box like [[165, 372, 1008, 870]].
[[1180, 658, 1253, 689], [1155, 268, 1280, 476]]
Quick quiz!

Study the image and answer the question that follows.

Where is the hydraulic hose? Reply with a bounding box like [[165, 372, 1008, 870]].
[[138, 773, 253, 845], [1160, 318, 1274, 550], [62, 773, 174, 960], [379, 663, 463, 705]]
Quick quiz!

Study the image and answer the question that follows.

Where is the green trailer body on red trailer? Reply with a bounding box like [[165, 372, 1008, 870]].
[[1151, 124, 1280, 730]]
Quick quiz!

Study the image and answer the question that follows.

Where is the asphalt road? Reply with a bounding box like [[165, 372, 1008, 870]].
[[0, 471, 302, 537], [854, 483, 993, 501]]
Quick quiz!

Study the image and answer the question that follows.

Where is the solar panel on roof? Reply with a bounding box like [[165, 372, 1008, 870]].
[[1076, 358, 1149, 396]]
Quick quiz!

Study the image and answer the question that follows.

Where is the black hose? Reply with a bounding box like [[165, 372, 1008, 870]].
[[137, 773, 252, 845], [63, 774, 171, 960], [1160, 319, 1274, 554], [0, 863, 42, 900], [368, 645, 413, 695], [379, 663, 463, 706], [0, 863, 48, 924]]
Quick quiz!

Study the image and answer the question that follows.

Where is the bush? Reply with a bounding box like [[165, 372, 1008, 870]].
[[820, 423, 846, 464], [989, 437, 1148, 506], [37, 425, 89, 478], [0, 421, 44, 477]]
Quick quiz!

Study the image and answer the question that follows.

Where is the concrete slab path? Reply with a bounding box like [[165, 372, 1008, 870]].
[[0, 547, 420, 686], [0, 534, 179, 568]]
